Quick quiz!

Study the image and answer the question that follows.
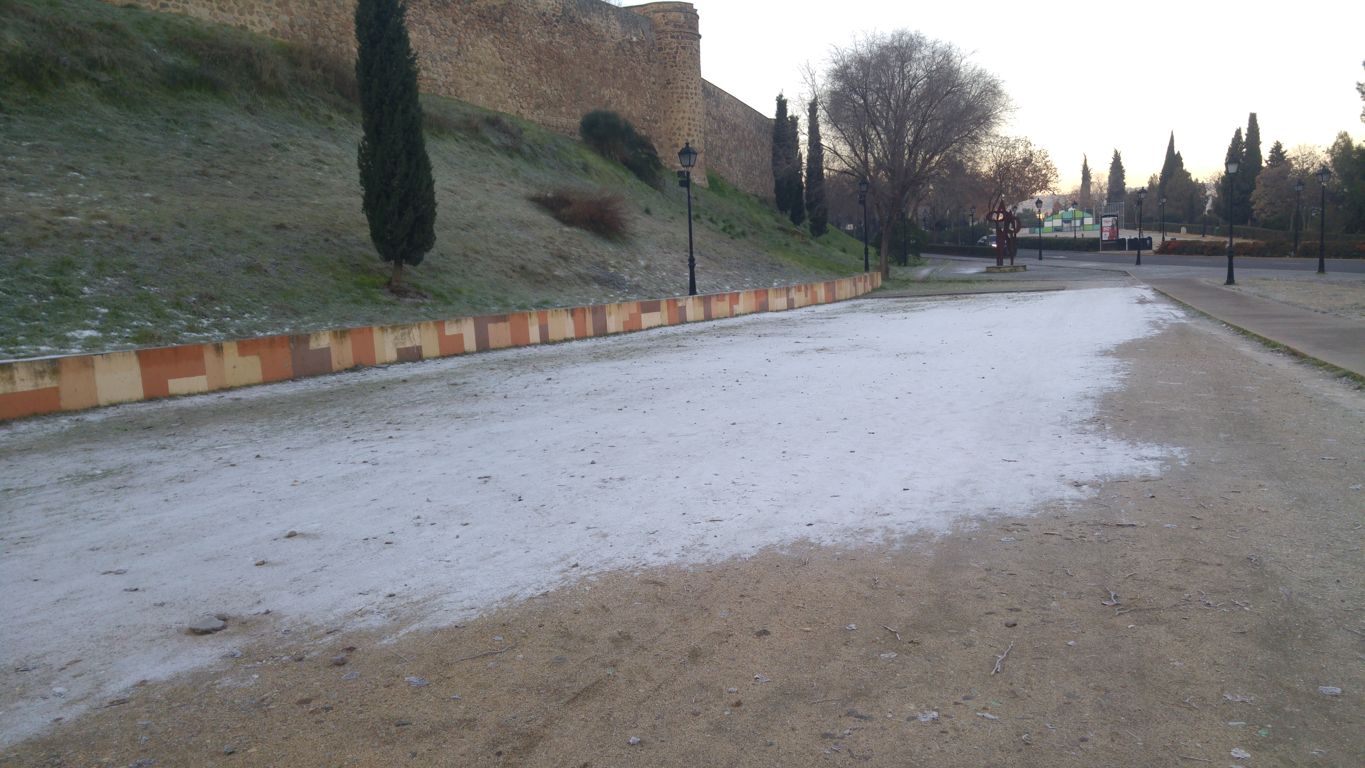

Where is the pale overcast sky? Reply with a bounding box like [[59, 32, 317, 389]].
[[686, 0, 1364, 191]]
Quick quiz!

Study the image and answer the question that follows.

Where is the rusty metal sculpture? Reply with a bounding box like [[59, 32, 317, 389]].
[[984, 200, 1021, 267]]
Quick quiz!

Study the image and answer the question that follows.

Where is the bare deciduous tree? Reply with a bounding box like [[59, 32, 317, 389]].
[[809, 31, 1008, 275], [977, 135, 1058, 210]]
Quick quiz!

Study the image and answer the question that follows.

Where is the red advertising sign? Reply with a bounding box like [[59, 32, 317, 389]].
[[1101, 215, 1119, 242]]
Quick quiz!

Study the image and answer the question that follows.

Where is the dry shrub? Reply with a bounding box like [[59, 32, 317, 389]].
[[530, 189, 628, 239]]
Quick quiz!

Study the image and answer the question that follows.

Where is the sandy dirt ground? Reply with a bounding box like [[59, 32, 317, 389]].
[[1229, 277, 1365, 320], [3, 288, 1363, 767]]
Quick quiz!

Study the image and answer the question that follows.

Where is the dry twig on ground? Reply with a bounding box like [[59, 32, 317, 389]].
[[991, 642, 1014, 675]]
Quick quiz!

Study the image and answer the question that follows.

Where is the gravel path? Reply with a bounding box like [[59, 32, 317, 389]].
[[3, 282, 1362, 766]]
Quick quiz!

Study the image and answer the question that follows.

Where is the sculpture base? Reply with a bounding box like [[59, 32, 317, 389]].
[[985, 265, 1027, 273]]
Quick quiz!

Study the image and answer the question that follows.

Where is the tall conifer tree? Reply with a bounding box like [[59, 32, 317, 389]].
[[1266, 140, 1287, 168], [1106, 150, 1125, 203], [1223, 127, 1246, 224], [772, 94, 791, 212], [1079, 155, 1091, 209], [1242, 113, 1263, 224], [805, 98, 828, 236], [355, 0, 436, 290], [786, 114, 805, 226], [1159, 132, 1178, 198]]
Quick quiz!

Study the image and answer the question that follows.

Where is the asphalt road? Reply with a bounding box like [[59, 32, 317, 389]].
[[966, 248, 1365, 274]]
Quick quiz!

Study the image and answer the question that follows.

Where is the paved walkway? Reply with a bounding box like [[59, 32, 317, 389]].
[[1143, 278, 1365, 377]]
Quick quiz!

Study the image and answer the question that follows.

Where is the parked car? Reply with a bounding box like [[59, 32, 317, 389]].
[[977, 234, 997, 247]]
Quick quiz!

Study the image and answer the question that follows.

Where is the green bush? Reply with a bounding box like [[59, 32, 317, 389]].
[[1157, 238, 1365, 259], [1290, 239, 1365, 259], [1017, 237, 1101, 252], [578, 110, 662, 187], [529, 189, 628, 239]]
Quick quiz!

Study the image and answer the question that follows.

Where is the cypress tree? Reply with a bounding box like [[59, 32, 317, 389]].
[[786, 114, 805, 226], [1158, 132, 1177, 198], [1222, 127, 1246, 223], [1106, 149, 1125, 203], [772, 94, 790, 212], [1242, 113, 1263, 224], [805, 98, 828, 236], [355, 0, 436, 290], [1225, 128, 1246, 168], [1079, 155, 1091, 209]]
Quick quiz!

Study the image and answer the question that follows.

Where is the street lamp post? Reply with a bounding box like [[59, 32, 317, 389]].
[[1293, 178, 1304, 255], [1035, 198, 1043, 260], [1135, 188, 1146, 266], [1071, 200, 1079, 238], [1317, 166, 1330, 274], [858, 179, 869, 272], [1224, 159, 1238, 286], [1159, 196, 1167, 245], [678, 142, 698, 295], [1011, 204, 1019, 262], [969, 205, 976, 244]]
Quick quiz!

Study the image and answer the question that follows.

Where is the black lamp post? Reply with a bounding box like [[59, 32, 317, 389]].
[[1011, 204, 1019, 262], [858, 179, 869, 272], [1035, 198, 1044, 260], [1159, 196, 1167, 245], [1317, 165, 1330, 274], [678, 142, 698, 295], [1071, 200, 1079, 238], [1224, 159, 1238, 286], [1135, 188, 1146, 266], [969, 205, 976, 243], [1293, 178, 1304, 255]]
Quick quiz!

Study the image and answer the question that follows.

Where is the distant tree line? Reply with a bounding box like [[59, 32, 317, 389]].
[[779, 57, 1364, 258]]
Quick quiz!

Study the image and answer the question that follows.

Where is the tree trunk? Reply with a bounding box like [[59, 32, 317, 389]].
[[388, 260, 404, 290]]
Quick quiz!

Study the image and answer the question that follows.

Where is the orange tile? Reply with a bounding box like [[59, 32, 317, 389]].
[[509, 313, 531, 347], [137, 346, 208, 399], [350, 327, 378, 366], [0, 387, 61, 420], [238, 336, 294, 382], [571, 307, 590, 339]]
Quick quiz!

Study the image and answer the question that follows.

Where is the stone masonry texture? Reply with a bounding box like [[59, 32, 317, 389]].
[[106, 0, 775, 195]]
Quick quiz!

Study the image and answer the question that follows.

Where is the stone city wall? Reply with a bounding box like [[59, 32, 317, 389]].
[[103, 0, 784, 195], [0, 274, 881, 422], [703, 81, 774, 199]]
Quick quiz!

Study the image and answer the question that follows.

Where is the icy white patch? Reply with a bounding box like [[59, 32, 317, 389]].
[[0, 286, 1185, 742]]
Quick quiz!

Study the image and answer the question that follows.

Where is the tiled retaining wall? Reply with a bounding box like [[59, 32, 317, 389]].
[[0, 274, 879, 422]]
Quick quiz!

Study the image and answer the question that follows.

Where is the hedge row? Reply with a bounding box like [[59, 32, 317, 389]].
[[925, 240, 1108, 258], [1157, 238, 1365, 258], [1144, 221, 1361, 244], [1020, 237, 1101, 252]]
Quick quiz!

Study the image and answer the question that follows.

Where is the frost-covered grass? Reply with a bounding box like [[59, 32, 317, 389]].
[[0, 0, 863, 359]]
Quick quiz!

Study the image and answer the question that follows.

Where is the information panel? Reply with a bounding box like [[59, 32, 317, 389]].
[[1101, 215, 1119, 242]]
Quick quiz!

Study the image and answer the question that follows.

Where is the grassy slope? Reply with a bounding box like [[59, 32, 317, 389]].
[[0, 0, 864, 359]]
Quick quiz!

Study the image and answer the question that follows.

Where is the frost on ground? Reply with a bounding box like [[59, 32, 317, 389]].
[[0, 286, 1186, 743]]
